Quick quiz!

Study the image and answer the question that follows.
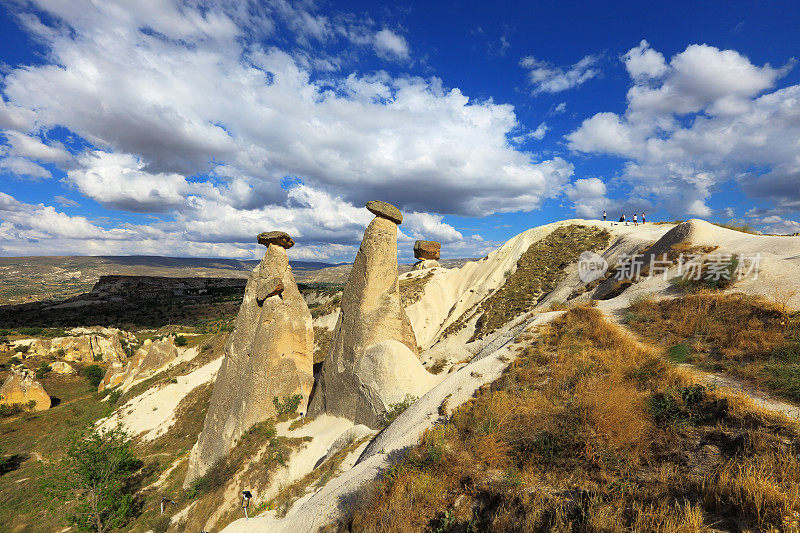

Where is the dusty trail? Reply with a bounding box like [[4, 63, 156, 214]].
[[601, 306, 800, 422]]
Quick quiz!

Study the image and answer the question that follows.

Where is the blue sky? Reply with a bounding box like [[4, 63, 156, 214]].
[[1, 0, 799, 261]]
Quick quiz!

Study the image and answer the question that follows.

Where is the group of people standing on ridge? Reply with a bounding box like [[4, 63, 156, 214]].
[[602, 210, 645, 226]]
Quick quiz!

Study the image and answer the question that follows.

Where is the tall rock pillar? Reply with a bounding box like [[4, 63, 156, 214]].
[[309, 201, 439, 428], [185, 231, 313, 485]]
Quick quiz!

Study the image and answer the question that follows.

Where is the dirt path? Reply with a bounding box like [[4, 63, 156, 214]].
[[601, 306, 800, 422]]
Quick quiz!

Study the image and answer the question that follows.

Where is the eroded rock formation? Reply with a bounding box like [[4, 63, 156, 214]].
[[184, 232, 314, 485], [15, 329, 130, 364], [0, 367, 51, 410], [309, 202, 439, 428], [414, 240, 441, 260], [50, 361, 76, 374], [413, 240, 442, 270], [98, 337, 180, 392]]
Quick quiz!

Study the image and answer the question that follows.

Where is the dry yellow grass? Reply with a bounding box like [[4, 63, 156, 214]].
[[350, 306, 800, 532], [626, 292, 800, 401]]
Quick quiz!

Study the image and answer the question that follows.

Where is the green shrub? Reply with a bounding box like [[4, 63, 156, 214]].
[[108, 389, 123, 405], [9, 356, 21, 366], [666, 343, 690, 363], [175, 335, 188, 347], [0, 403, 24, 417], [83, 365, 105, 388], [185, 457, 234, 499], [57, 348, 67, 357], [59, 426, 140, 532], [35, 362, 52, 379], [16, 327, 43, 336], [14, 345, 30, 355], [672, 255, 740, 293], [383, 394, 417, 426], [648, 384, 713, 429], [273, 394, 303, 416]]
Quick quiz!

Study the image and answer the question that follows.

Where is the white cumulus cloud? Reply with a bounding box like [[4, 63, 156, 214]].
[[567, 41, 799, 218], [520, 54, 601, 94]]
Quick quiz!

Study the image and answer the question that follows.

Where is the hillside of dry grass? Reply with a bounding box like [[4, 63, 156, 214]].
[[351, 306, 800, 532], [466, 225, 611, 341], [625, 292, 800, 401]]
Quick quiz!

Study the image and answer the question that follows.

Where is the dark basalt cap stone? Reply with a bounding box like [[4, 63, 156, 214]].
[[366, 200, 403, 224], [257, 231, 295, 249], [413, 240, 441, 260]]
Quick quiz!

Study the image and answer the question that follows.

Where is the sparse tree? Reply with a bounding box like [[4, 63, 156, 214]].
[[61, 426, 139, 532], [83, 365, 104, 388]]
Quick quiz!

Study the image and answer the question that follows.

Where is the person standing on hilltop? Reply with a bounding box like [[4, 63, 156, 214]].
[[603, 210, 607, 221], [642, 212, 646, 224], [633, 213, 638, 226], [621, 214, 627, 225]]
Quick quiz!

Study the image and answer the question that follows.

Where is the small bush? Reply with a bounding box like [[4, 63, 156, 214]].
[[383, 394, 417, 426], [57, 348, 67, 357], [108, 389, 123, 405], [35, 362, 52, 379], [672, 255, 739, 293], [83, 364, 105, 388], [648, 384, 715, 429], [9, 356, 21, 366], [0, 403, 24, 417], [273, 394, 303, 416], [667, 343, 691, 363], [175, 335, 188, 347], [185, 457, 234, 499], [14, 345, 30, 355]]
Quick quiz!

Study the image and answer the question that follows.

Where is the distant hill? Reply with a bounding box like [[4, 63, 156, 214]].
[[0, 255, 346, 305], [0, 255, 476, 306]]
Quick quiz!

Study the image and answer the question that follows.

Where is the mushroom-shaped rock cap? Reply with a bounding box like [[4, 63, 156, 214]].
[[366, 200, 403, 225], [257, 231, 294, 249], [413, 240, 441, 260]]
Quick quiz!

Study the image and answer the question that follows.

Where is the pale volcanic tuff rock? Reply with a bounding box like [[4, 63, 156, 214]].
[[50, 361, 76, 374], [184, 234, 314, 485], [98, 337, 180, 392], [16, 331, 128, 364], [309, 202, 440, 429], [412, 259, 441, 271], [0, 367, 51, 410]]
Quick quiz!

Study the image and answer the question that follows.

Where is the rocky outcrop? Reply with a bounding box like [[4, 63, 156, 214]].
[[16, 330, 129, 364], [412, 259, 441, 270], [184, 233, 314, 485], [309, 202, 439, 429], [414, 240, 441, 260], [0, 367, 51, 410], [366, 200, 403, 224], [99, 362, 126, 391], [413, 241, 442, 270], [50, 361, 76, 374], [257, 231, 295, 249], [98, 337, 180, 392]]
